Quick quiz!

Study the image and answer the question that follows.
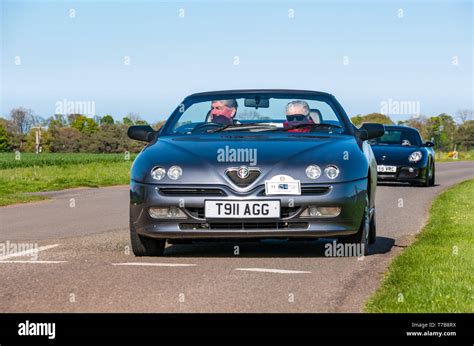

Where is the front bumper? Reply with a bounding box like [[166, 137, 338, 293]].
[[130, 178, 368, 239], [377, 164, 428, 183]]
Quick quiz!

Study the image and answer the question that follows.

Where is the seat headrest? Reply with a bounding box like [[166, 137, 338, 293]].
[[309, 109, 322, 123]]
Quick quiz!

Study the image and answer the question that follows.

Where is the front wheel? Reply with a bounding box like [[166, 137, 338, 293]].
[[369, 209, 376, 245], [420, 172, 430, 187], [429, 163, 435, 186], [130, 223, 166, 256], [418, 163, 433, 187], [339, 196, 370, 256]]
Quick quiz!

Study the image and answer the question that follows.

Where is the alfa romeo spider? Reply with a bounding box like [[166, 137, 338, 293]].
[[127, 90, 384, 256]]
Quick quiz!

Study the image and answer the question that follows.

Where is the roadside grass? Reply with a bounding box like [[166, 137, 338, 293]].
[[0, 161, 133, 206], [365, 180, 474, 313], [0, 152, 136, 169]]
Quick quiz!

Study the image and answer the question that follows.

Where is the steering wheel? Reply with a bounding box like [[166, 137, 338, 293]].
[[191, 122, 226, 134]]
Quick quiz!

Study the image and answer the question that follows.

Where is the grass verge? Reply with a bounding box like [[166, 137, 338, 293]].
[[0, 161, 132, 206], [365, 179, 474, 312]]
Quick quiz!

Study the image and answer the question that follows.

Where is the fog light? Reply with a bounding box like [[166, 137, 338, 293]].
[[168, 206, 181, 217], [317, 207, 342, 217], [300, 206, 341, 218], [149, 207, 187, 219]]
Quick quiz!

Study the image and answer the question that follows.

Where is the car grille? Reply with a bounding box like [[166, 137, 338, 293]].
[[377, 173, 397, 179], [301, 186, 332, 195], [179, 222, 309, 230], [226, 170, 261, 187], [257, 186, 331, 196], [185, 207, 301, 219], [159, 188, 226, 196]]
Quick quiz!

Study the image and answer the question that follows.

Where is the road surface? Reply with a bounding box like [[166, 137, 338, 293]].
[[0, 161, 472, 312]]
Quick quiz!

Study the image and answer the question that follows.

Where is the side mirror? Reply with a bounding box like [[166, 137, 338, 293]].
[[358, 123, 385, 140], [127, 125, 156, 142], [423, 141, 435, 147]]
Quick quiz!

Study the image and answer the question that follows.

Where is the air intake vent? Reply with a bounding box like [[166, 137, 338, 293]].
[[179, 222, 309, 230], [159, 188, 226, 196], [257, 186, 331, 196], [301, 186, 331, 195]]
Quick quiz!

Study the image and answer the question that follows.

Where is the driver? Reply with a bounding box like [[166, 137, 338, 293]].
[[209, 99, 238, 125], [283, 100, 314, 132]]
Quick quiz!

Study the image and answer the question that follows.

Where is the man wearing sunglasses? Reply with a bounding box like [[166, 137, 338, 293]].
[[283, 100, 314, 132]]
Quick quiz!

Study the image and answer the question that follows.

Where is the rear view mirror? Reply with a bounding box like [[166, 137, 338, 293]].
[[424, 141, 435, 147], [358, 123, 385, 140], [244, 96, 270, 109], [127, 125, 155, 142]]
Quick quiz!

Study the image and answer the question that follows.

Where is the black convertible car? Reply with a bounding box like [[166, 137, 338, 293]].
[[127, 90, 384, 256], [370, 125, 435, 186]]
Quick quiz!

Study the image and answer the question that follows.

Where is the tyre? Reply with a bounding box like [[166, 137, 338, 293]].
[[416, 167, 430, 187], [429, 163, 435, 186], [422, 169, 430, 187], [130, 223, 166, 256], [369, 209, 376, 245], [340, 195, 370, 256]]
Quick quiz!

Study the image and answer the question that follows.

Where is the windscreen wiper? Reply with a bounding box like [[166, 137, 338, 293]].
[[270, 123, 343, 131], [207, 122, 278, 133]]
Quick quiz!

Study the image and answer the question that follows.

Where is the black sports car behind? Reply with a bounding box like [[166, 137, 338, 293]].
[[370, 125, 435, 187]]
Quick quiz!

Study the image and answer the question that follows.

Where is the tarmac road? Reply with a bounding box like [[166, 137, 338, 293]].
[[0, 161, 472, 312]]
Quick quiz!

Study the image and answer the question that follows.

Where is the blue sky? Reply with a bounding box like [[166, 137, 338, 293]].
[[1, 0, 472, 123]]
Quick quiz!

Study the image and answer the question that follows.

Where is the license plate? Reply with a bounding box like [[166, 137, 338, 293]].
[[377, 165, 397, 173], [205, 200, 280, 218]]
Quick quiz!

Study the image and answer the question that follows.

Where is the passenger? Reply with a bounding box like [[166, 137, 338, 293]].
[[283, 100, 314, 132], [209, 99, 238, 126]]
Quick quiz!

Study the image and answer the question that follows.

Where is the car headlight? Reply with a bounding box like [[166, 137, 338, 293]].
[[324, 165, 339, 179], [167, 165, 183, 180], [151, 166, 166, 181], [408, 151, 422, 162], [306, 165, 321, 179]]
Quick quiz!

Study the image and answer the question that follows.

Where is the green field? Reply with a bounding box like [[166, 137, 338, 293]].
[[365, 179, 474, 313], [0, 153, 135, 206]]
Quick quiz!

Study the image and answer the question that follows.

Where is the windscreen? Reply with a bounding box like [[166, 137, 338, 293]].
[[164, 96, 346, 135], [369, 129, 421, 147]]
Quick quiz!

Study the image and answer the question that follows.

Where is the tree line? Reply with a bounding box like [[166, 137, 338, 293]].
[[0, 107, 472, 153], [0, 108, 165, 153]]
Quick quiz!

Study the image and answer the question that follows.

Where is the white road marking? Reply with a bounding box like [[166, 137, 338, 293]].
[[0, 260, 66, 264], [0, 244, 59, 261], [112, 262, 196, 267], [235, 267, 311, 274]]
